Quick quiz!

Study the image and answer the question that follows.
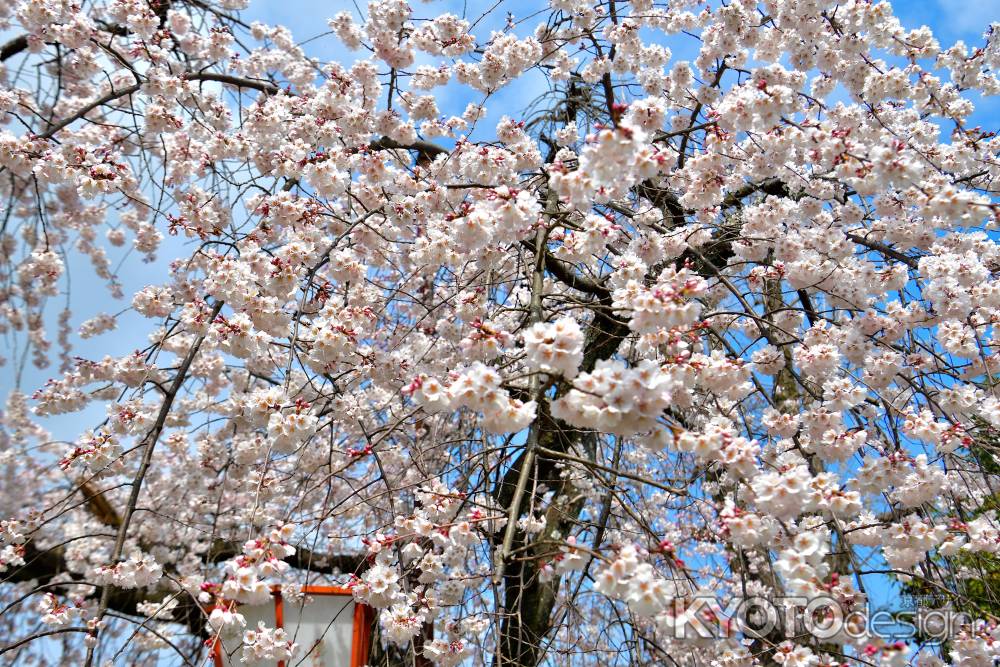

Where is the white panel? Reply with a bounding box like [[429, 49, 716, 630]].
[[282, 594, 356, 667]]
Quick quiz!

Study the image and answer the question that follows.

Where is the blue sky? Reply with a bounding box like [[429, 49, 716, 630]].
[[896, 0, 1000, 44]]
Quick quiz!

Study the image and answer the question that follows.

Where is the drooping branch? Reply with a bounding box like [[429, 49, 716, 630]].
[[86, 300, 224, 663]]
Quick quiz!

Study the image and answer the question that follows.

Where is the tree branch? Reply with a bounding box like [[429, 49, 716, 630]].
[[0, 35, 27, 62], [368, 136, 450, 162], [186, 72, 282, 95], [518, 239, 610, 298], [38, 82, 142, 140]]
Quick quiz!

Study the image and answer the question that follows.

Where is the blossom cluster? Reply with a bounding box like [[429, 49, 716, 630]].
[[220, 526, 296, 605], [521, 316, 585, 379], [94, 551, 163, 590], [405, 363, 536, 433], [240, 621, 297, 665]]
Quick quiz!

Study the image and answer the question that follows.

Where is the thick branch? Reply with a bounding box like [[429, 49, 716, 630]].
[[4, 542, 206, 637], [186, 72, 282, 95], [369, 136, 450, 162], [845, 231, 920, 269], [518, 239, 609, 298], [0, 35, 27, 62], [79, 482, 123, 528]]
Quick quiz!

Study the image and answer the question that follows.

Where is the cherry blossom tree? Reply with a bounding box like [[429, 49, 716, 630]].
[[2, 0, 1000, 665]]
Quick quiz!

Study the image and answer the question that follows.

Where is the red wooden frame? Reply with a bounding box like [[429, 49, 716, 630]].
[[212, 585, 374, 667]]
